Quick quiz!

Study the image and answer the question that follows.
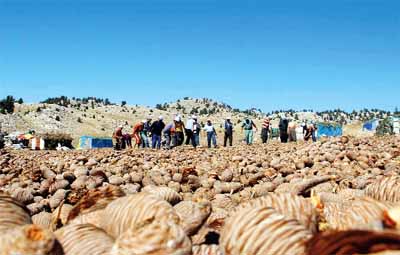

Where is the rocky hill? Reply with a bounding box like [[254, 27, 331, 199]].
[[0, 98, 265, 145], [0, 96, 397, 145]]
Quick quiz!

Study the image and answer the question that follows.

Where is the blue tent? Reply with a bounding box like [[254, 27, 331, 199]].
[[363, 119, 379, 131], [77, 136, 113, 149], [316, 123, 343, 138]]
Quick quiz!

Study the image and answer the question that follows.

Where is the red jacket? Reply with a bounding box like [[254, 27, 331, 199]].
[[133, 123, 144, 134]]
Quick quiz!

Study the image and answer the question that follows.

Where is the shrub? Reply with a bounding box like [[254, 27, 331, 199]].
[[41, 96, 70, 107]]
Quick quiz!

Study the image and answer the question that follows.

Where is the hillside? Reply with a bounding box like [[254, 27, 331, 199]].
[[0, 97, 396, 145], [0, 98, 264, 145]]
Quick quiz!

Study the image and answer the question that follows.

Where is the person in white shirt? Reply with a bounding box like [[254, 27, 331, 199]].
[[185, 115, 195, 145], [203, 119, 217, 148]]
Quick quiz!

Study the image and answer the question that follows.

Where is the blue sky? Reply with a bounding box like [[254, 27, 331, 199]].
[[1, 0, 399, 111]]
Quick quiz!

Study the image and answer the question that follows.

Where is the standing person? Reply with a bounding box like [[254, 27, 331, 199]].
[[241, 118, 257, 145], [279, 118, 289, 143], [140, 117, 152, 148], [132, 121, 145, 148], [192, 116, 201, 148], [288, 120, 297, 142], [150, 116, 165, 149], [311, 123, 318, 142], [302, 121, 308, 137], [224, 117, 234, 147], [261, 117, 271, 143], [174, 116, 185, 146], [0, 128, 4, 149], [163, 121, 175, 149], [185, 116, 194, 145], [203, 119, 217, 148], [112, 125, 123, 150]]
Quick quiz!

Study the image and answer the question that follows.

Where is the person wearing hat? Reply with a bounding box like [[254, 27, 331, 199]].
[[203, 119, 217, 148], [132, 120, 145, 148], [174, 116, 185, 146], [224, 117, 234, 147], [112, 125, 124, 150], [150, 115, 165, 149], [185, 115, 195, 146]]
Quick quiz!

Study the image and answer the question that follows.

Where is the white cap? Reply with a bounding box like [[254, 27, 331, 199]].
[[118, 125, 123, 128], [141, 119, 146, 123], [174, 116, 181, 122], [192, 115, 197, 119], [226, 116, 231, 120], [159, 115, 163, 120]]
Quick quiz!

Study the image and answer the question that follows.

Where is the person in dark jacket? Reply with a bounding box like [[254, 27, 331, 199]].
[[279, 118, 289, 143], [261, 117, 271, 143], [185, 116, 195, 145], [0, 129, 5, 149], [224, 117, 234, 147], [150, 116, 166, 149]]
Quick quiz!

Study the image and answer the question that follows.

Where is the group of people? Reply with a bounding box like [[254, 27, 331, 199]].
[[277, 118, 317, 143], [112, 115, 317, 150], [113, 115, 220, 150]]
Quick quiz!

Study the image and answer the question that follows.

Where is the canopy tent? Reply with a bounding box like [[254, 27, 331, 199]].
[[77, 136, 113, 149], [316, 123, 343, 138], [390, 117, 400, 134], [363, 119, 380, 132]]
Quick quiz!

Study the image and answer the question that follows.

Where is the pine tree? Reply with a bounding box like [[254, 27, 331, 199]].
[[0, 95, 16, 113]]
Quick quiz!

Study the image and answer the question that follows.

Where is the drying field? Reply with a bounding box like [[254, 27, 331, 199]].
[[0, 136, 400, 254]]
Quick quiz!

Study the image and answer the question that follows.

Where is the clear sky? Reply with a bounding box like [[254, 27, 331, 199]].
[[1, 0, 399, 112]]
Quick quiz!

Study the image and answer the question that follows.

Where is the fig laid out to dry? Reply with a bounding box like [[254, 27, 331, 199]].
[[0, 135, 399, 254]]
